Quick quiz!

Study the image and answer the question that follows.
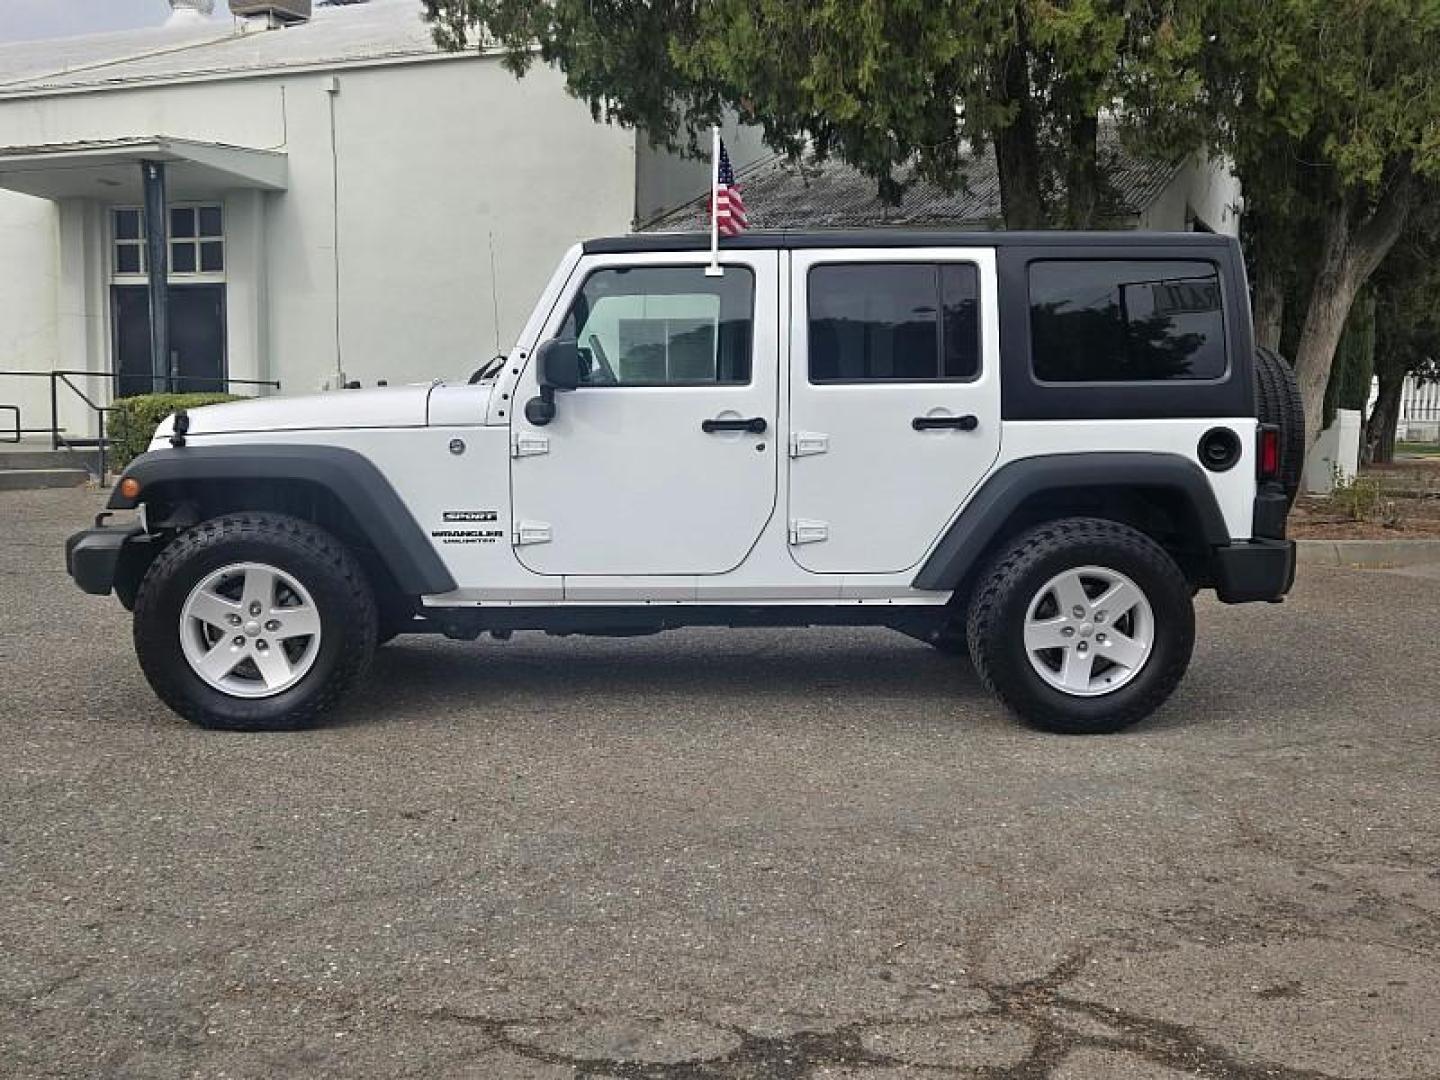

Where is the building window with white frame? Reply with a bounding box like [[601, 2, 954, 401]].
[[112, 207, 147, 276], [111, 204, 225, 279], [110, 203, 229, 398], [169, 204, 224, 275]]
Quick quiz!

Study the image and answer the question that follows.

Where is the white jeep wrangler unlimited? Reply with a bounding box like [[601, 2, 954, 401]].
[[67, 230, 1301, 734]]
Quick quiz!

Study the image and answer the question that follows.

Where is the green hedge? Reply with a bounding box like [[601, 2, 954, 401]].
[[109, 392, 240, 471]]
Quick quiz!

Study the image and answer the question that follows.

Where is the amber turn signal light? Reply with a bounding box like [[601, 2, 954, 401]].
[[118, 477, 142, 501]]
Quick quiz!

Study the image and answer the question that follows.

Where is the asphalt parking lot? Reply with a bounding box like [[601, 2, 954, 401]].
[[2, 486, 1438, 1079]]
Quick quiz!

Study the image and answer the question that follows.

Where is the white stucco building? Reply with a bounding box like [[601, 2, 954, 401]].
[[0, 0, 1238, 450], [0, 0, 763, 442]]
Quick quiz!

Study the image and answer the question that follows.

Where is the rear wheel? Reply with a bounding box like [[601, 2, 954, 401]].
[[133, 513, 378, 731], [966, 518, 1194, 734]]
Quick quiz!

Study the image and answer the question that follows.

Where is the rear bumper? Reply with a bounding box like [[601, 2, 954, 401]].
[[1211, 538, 1296, 604], [1251, 483, 1291, 539], [65, 522, 143, 597]]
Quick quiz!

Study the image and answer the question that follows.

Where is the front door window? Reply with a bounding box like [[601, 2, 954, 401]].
[[559, 265, 753, 386]]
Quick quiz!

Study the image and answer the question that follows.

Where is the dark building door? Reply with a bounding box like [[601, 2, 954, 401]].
[[114, 284, 227, 397]]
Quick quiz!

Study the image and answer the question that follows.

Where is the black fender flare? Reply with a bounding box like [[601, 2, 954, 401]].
[[912, 452, 1231, 591], [109, 445, 457, 596]]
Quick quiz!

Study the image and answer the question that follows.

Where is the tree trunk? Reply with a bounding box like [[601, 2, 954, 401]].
[[994, 119, 1046, 229], [1293, 200, 1360, 448], [1063, 112, 1102, 229], [1365, 368, 1405, 464], [991, 13, 1046, 230], [1291, 180, 1411, 449], [1246, 185, 1289, 350], [1252, 266, 1285, 350]]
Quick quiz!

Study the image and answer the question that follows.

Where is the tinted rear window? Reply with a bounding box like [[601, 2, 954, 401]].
[[1028, 260, 1227, 382], [809, 263, 980, 382]]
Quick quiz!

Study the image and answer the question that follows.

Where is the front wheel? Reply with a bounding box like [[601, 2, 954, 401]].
[[965, 518, 1195, 734], [133, 513, 378, 731]]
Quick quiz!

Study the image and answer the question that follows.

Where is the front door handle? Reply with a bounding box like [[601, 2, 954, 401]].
[[702, 416, 767, 434], [912, 414, 979, 432]]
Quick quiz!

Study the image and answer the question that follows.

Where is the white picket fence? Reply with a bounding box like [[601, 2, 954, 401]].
[[1398, 375, 1440, 442]]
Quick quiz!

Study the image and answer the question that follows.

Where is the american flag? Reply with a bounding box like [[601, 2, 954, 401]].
[[714, 139, 748, 236]]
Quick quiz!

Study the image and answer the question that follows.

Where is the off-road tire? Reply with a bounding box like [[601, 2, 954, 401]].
[[133, 513, 378, 731], [966, 518, 1194, 735], [1254, 346, 1305, 505]]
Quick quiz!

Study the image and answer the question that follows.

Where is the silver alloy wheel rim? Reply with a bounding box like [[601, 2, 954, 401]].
[[179, 562, 323, 699], [1023, 565, 1155, 698]]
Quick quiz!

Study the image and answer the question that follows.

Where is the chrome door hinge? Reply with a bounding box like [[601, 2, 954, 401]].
[[788, 519, 829, 545], [788, 431, 829, 458], [513, 520, 552, 545], [511, 432, 550, 458]]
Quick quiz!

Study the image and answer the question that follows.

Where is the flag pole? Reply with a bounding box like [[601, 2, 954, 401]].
[[705, 124, 723, 277]]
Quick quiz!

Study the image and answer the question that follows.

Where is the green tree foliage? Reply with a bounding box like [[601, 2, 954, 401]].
[[424, 0, 1440, 454], [1151, 0, 1440, 447], [421, 0, 1204, 228]]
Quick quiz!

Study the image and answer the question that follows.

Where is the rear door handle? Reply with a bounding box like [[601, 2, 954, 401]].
[[912, 414, 979, 431], [702, 417, 767, 434]]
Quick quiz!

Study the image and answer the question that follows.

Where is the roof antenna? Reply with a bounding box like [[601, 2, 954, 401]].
[[488, 231, 501, 355]]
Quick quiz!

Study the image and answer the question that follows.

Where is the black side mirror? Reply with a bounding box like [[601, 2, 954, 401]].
[[536, 338, 583, 391], [527, 338, 582, 426], [524, 395, 556, 426]]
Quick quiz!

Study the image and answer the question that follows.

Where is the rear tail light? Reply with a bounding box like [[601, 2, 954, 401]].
[[1257, 425, 1281, 480]]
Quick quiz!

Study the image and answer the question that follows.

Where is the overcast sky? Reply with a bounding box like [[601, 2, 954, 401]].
[[0, 1, 234, 44]]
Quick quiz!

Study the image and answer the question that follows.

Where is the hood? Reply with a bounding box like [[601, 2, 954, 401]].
[[151, 384, 435, 442]]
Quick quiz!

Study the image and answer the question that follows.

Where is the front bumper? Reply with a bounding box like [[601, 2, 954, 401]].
[[1211, 538, 1296, 604], [65, 519, 143, 597]]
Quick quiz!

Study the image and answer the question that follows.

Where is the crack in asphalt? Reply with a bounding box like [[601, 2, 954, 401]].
[[422, 950, 1354, 1079], [10, 839, 1434, 1077]]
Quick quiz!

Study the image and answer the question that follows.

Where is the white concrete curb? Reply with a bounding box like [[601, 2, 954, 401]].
[[1295, 538, 1440, 569]]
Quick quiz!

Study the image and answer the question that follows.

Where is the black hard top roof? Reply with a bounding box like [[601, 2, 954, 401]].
[[582, 229, 1238, 255]]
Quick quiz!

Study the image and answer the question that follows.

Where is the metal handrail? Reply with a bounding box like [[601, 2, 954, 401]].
[[53, 372, 116, 477], [0, 368, 282, 388], [0, 369, 282, 477], [40, 369, 282, 388]]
